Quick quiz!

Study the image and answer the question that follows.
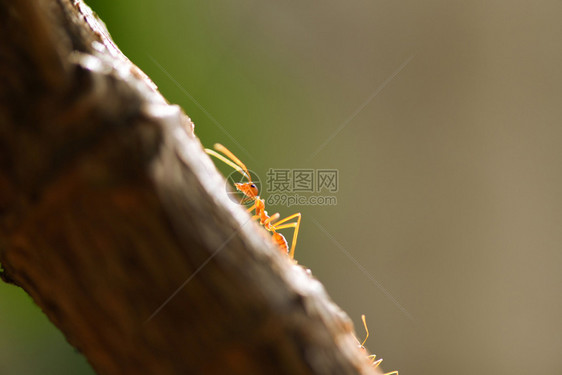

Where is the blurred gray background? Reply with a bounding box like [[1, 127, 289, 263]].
[[1, 0, 561, 374]]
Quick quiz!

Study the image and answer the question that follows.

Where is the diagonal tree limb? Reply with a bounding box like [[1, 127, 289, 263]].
[[0, 1, 384, 374]]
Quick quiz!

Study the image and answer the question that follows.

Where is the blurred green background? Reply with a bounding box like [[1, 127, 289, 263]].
[[2, 0, 562, 374]]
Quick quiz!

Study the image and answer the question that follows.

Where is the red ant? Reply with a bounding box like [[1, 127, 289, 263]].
[[205, 143, 301, 259], [357, 315, 398, 375]]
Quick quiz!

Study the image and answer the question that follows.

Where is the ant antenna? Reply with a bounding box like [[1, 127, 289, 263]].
[[213, 143, 252, 181], [205, 145, 251, 181], [361, 314, 369, 347]]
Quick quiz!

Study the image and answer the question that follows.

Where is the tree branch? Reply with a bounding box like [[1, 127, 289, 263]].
[[0, 1, 382, 374]]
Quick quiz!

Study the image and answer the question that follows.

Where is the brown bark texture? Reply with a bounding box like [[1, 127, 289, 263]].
[[0, 1, 383, 374]]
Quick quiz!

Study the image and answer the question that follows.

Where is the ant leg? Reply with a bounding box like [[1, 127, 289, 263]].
[[270, 213, 301, 259], [383, 372, 398, 375], [246, 202, 257, 213], [263, 213, 280, 226], [245, 202, 261, 221], [371, 357, 383, 368], [367, 355, 382, 368]]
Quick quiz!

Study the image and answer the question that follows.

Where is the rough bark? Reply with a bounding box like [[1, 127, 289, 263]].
[[0, 1, 382, 374]]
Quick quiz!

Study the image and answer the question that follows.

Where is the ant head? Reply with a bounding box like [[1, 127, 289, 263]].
[[235, 182, 259, 199]]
